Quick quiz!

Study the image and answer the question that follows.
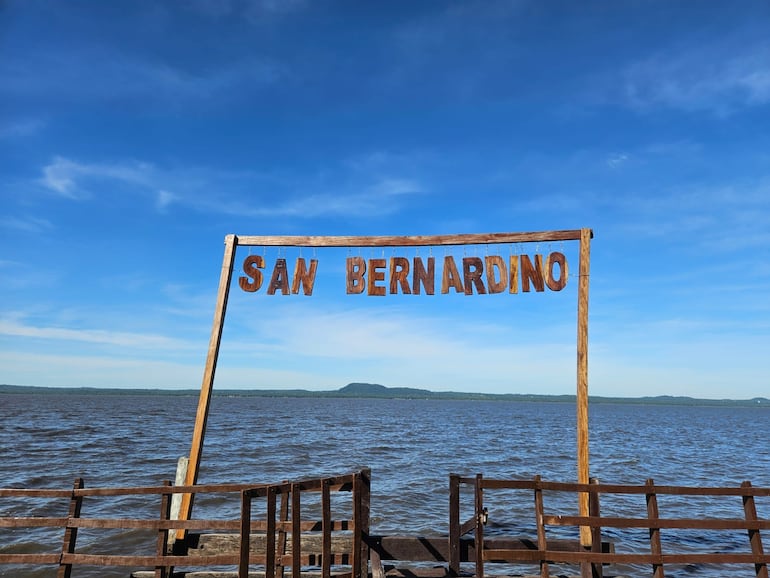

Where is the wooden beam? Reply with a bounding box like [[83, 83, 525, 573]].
[[178, 234, 238, 536], [235, 230, 584, 248], [576, 227, 592, 547]]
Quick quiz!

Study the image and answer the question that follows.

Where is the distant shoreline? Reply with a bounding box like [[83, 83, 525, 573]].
[[1, 382, 767, 408]]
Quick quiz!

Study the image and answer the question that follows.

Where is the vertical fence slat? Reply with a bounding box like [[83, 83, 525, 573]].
[[57, 477, 84, 578], [277, 484, 290, 578], [587, 477, 603, 578], [239, 490, 252, 578], [155, 480, 172, 578], [742, 481, 769, 578], [475, 474, 484, 578], [356, 469, 369, 578], [448, 474, 460, 576], [534, 475, 550, 578], [266, 486, 277, 578], [322, 479, 332, 578], [646, 478, 665, 578], [291, 484, 301, 578]]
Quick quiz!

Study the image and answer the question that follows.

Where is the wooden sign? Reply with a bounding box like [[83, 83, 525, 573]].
[[239, 252, 568, 296], [347, 252, 568, 295], [239, 256, 318, 295], [183, 229, 592, 550]]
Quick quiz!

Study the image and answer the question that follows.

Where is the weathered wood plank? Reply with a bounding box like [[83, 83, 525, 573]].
[[180, 234, 238, 538], [188, 533, 611, 561], [234, 230, 588, 248], [576, 227, 591, 548], [189, 533, 355, 557]]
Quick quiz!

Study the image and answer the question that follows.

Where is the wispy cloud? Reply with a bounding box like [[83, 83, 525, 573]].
[[1, 46, 283, 106], [37, 155, 425, 219], [606, 153, 629, 169], [187, 0, 306, 19], [40, 156, 157, 200], [607, 178, 770, 248], [0, 351, 202, 389], [210, 177, 423, 218], [0, 216, 54, 234], [0, 317, 191, 350], [220, 300, 576, 391], [0, 118, 46, 139], [622, 38, 770, 114]]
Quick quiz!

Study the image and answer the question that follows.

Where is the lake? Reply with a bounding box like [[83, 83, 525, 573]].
[[1, 393, 768, 577]]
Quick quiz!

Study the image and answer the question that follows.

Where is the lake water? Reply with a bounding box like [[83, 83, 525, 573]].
[[1, 393, 768, 577]]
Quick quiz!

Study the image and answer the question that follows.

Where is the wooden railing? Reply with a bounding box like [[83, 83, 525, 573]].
[[449, 474, 770, 578], [0, 468, 370, 578], [239, 471, 370, 578]]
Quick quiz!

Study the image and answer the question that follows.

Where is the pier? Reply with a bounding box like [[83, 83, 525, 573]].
[[2, 468, 768, 577], [5, 231, 767, 576]]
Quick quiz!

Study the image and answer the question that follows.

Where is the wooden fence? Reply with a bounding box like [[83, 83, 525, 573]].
[[0, 469, 370, 578], [449, 474, 770, 578]]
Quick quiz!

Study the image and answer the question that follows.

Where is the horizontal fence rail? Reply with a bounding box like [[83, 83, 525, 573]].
[[449, 474, 770, 578], [0, 469, 370, 578]]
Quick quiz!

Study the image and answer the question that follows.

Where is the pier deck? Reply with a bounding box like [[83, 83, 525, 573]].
[[2, 469, 768, 578]]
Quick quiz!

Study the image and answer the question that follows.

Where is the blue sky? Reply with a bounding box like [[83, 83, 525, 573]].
[[1, 1, 769, 399]]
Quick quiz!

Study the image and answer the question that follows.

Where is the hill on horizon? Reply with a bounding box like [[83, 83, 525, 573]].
[[0, 382, 768, 407]]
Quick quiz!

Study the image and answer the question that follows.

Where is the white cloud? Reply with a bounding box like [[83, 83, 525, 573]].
[[622, 38, 770, 114], [0, 45, 283, 106], [0, 318, 190, 350], [606, 153, 628, 169], [0, 118, 46, 139], [187, 0, 306, 19], [243, 177, 422, 218], [39, 156, 158, 199], [0, 216, 53, 234], [36, 155, 425, 219], [41, 157, 87, 198], [0, 351, 202, 389], [156, 189, 177, 210], [218, 300, 578, 392]]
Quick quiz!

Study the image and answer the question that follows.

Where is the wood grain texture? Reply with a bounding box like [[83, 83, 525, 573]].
[[576, 228, 592, 547], [180, 234, 238, 536], [234, 230, 586, 248]]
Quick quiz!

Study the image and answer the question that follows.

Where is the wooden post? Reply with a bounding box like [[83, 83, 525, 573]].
[[266, 486, 278, 578], [586, 477, 603, 578], [448, 474, 460, 576], [645, 478, 664, 578], [474, 474, 484, 578], [576, 227, 592, 547], [533, 475, 549, 578], [291, 484, 301, 578], [741, 481, 768, 578], [178, 234, 238, 536], [356, 468, 376, 578], [239, 490, 252, 578], [57, 477, 84, 578], [168, 456, 188, 546], [277, 485, 290, 578], [155, 480, 172, 578], [321, 479, 332, 578]]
